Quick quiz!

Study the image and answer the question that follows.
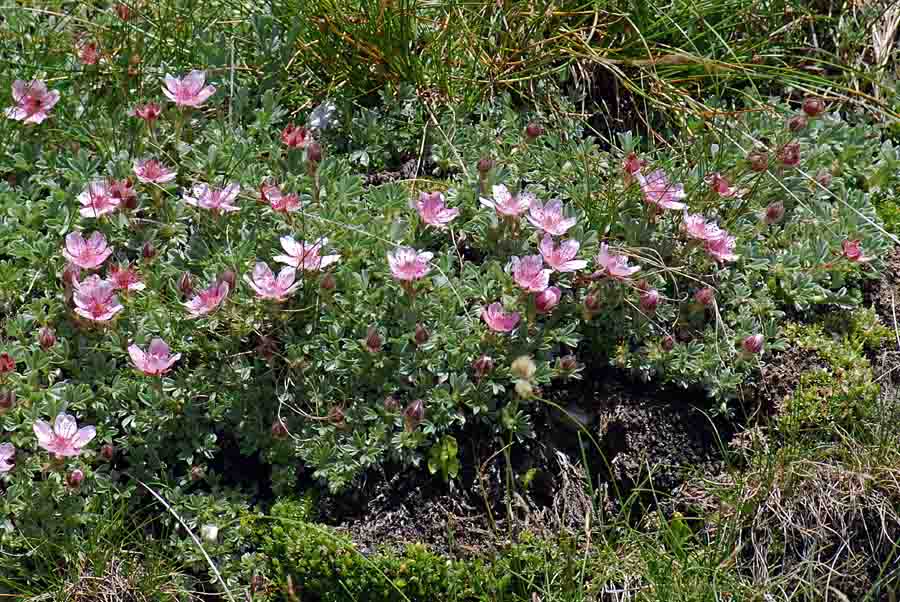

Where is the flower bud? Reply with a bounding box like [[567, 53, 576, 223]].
[[815, 169, 832, 188], [306, 142, 323, 163], [101, 444, 115, 461], [178, 272, 194, 297], [115, 3, 131, 20], [748, 150, 768, 172], [779, 142, 800, 167], [514, 379, 534, 399], [256, 335, 278, 361], [525, 122, 544, 140], [142, 240, 156, 261], [477, 157, 495, 174], [271, 420, 289, 439], [802, 97, 825, 117], [510, 355, 537, 380], [639, 288, 660, 313], [63, 263, 81, 288], [742, 334, 764, 354], [584, 291, 601, 313], [787, 114, 807, 132], [661, 335, 675, 351], [404, 399, 425, 431], [251, 575, 264, 594], [219, 269, 237, 291], [694, 287, 715, 306], [623, 152, 643, 176], [557, 355, 579, 372], [383, 395, 400, 412], [0, 353, 15, 375], [473, 355, 494, 379], [764, 201, 785, 225], [842, 239, 868, 263], [414, 323, 430, 346], [320, 273, 336, 291], [535, 286, 561, 314], [190, 465, 205, 481], [328, 406, 346, 427], [0, 389, 15, 411], [67, 469, 84, 488], [364, 326, 382, 353]]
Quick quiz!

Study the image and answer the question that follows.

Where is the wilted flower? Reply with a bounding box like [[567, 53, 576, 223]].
[[78, 181, 123, 220], [74, 275, 123, 322], [557, 355, 579, 373], [802, 97, 826, 117], [281, 123, 310, 149], [39, 326, 57, 350], [479, 184, 533, 218], [595, 243, 640, 280], [184, 280, 229, 318], [260, 183, 301, 214], [481, 302, 520, 333], [108, 263, 145, 292], [748, 149, 769, 172], [0, 443, 14, 473], [539, 235, 587, 273], [842, 239, 871, 263], [387, 247, 433, 281], [510, 255, 551, 293], [183, 183, 241, 213], [0, 353, 14, 375], [535, 286, 562, 314], [415, 191, 459, 229], [473, 355, 494, 379], [245, 262, 300, 301], [273, 236, 340, 271], [109, 178, 137, 209], [705, 232, 739, 263], [511, 355, 537, 380], [129, 102, 162, 123], [63, 231, 113, 269], [705, 173, 742, 198], [364, 326, 382, 353], [128, 338, 181, 376], [779, 142, 800, 167], [404, 399, 425, 431], [742, 334, 764, 354], [694, 287, 715, 306], [763, 201, 786, 225], [133, 158, 176, 184], [34, 413, 96, 458], [637, 170, 686, 210], [527, 199, 577, 236], [162, 70, 216, 107], [77, 41, 100, 65], [639, 288, 660, 313], [5, 80, 60, 124], [583, 291, 601, 313], [623, 152, 644, 177]]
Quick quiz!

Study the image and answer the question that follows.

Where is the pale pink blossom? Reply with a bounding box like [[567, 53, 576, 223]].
[[387, 247, 433, 281], [539, 235, 587, 272], [129, 102, 162, 123], [479, 185, 533, 218], [183, 183, 241, 213], [63, 231, 113, 269], [33, 413, 95, 458], [535, 286, 561, 314], [526, 199, 577, 236], [705, 173, 742, 198], [77, 181, 120, 218], [273, 236, 340, 271], [510, 255, 551, 293], [128, 338, 181, 375], [842, 239, 871, 263], [162, 70, 216, 107], [415, 192, 459, 229], [245, 262, 300, 301], [705, 232, 739, 263], [637, 169, 686, 210], [595, 243, 641, 280], [5, 80, 60, 124], [108, 263, 145, 292], [184, 280, 229, 318], [682, 213, 724, 242], [73, 275, 123, 322], [260, 184, 301, 214], [481, 302, 520, 333], [133, 158, 176, 184], [0, 443, 14, 473]]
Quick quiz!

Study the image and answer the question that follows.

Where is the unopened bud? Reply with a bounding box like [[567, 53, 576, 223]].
[[200, 524, 219, 544], [190, 465, 205, 481], [404, 399, 425, 431], [178, 272, 194, 297], [694, 287, 715, 306], [802, 97, 826, 117], [525, 122, 544, 140], [320, 273, 336, 291], [779, 142, 800, 167], [815, 169, 832, 188], [584, 291, 601, 313], [328, 406, 346, 427], [39, 326, 57, 350], [63, 263, 81, 288], [535, 286, 561, 314], [219, 269, 237, 291], [0, 353, 14, 375], [477, 157, 495, 174], [764, 201, 785, 225], [306, 142, 322, 163], [142, 240, 156, 261], [473, 355, 494, 379], [383, 395, 400, 412], [639, 288, 660, 313], [662, 335, 675, 351], [510, 355, 537, 380], [67, 469, 84, 488], [787, 114, 807, 132], [748, 150, 768, 172], [742, 334, 764, 354], [557, 355, 579, 372], [0, 389, 15, 410], [414, 323, 429, 346], [271, 420, 289, 439], [514, 379, 534, 399], [365, 326, 382, 353], [101, 444, 115, 461]]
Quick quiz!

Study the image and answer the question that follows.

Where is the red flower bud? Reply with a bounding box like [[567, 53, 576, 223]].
[[802, 97, 825, 117], [0, 389, 15, 411], [584, 292, 601, 313], [473, 355, 494, 380], [101, 444, 115, 461], [67, 469, 85, 488], [39, 326, 57, 350], [142, 240, 157, 261], [661, 335, 675, 351], [535, 287, 561, 314], [365, 326, 383, 353], [742, 334, 764, 354], [477, 157, 495, 174], [219, 269, 237, 291], [639, 288, 660, 313], [178, 272, 194, 298], [694, 287, 715, 306], [271, 420, 289, 439], [281, 123, 310, 149], [414, 323, 430, 346], [0, 353, 15, 376], [306, 142, 323, 163], [764, 201, 785, 225], [525, 122, 544, 140], [787, 114, 807, 132], [779, 142, 800, 167], [115, 3, 131, 20], [623, 152, 644, 177], [748, 150, 769, 172], [403, 399, 425, 431]]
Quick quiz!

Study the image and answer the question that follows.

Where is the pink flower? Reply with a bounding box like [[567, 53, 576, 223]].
[[481, 302, 520, 333], [510, 255, 551, 292], [535, 286, 561, 314], [78, 41, 100, 65], [637, 170, 686, 210], [260, 184, 301, 214], [33, 413, 96, 458], [108, 263, 145, 292], [245, 262, 300, 301], [183, 183, 241, 213], [184, 280, 229, 318], [595, 243, 641, 280], [479, 184, 533, 218], [128, 338, 181, 375], [705, 173, 742, 198], [527, 199, 577, 236], [0, 443, 14, 473], [77, 181, 120, 218], [682, 213, 723, 242], [842, 239, 872, 263], [273, 236, 341, 271], [281, 123, 310, 149], [5, 80, 60, 124], [415, 192, 459, 229], [162, 70, 216, 107], [705, 232, 739, 263], [129, 102, 162, 123], [133, 158, 176, 184], [63, 231, 113, 269], [73, 275, 123, 322], [387, 247, 433, 281], [539, 235, 587, 272]]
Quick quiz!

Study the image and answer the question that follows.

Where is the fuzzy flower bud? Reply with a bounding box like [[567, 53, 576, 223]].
[[473, 355, 494, 380], [219, 268, 237, 291], [557, 354, 579, 373], [0, 353, 14, 376], [535, 286, 561, 314], [779, 142, 800, 167], [142, 240, 156, 261], [815, 169, 832, 188], [742, 334, 764, 354], [177, 272, 194, 298], [404, 399, 425, 431], [67, 469, 85, 488], [328, 406, 346, 428], [306, 142, 323, 163], [383, 395, 400, 412], [584, 291, 601, 313], [63, 263, 81, 288], [320, 273, 336, 291], [39, 326, 57, 350], [510, 355, 537, 380], [694, 287, 715, 306], [200, 524, 219, 544], [190, 465, 206, 481], [414, 323, 430, 346], [0, 389, 15, 411], [764, 201, 786, 225]]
